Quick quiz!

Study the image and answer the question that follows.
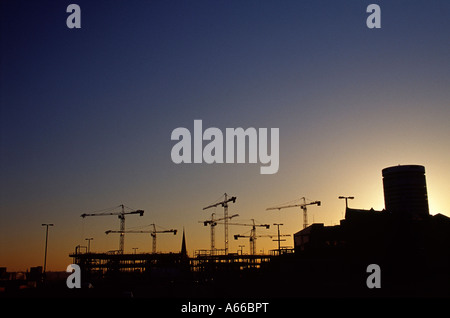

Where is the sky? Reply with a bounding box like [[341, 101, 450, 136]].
[[1, 0, 449, 271]]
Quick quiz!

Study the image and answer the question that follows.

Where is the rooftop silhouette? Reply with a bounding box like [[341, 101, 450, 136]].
[[4, 165, 448, 298]]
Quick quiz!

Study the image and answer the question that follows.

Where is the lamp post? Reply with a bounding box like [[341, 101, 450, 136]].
[[339, 196, 354, 218], [41, 223, 54, 276], [338, 196, 354, 208]]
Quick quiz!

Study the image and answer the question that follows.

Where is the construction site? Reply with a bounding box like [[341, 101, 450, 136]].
[[64, 165, 450, 298]]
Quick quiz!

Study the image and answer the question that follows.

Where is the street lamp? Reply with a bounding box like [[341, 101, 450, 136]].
[[41, 223, 54, 276], [338, 196, 354, 208], [339, 196, 354, 219]]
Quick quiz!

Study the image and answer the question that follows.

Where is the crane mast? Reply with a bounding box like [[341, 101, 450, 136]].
[[200, 213, 239, 254], [150, 224, 178, 254], [119, 205, 126, 253]]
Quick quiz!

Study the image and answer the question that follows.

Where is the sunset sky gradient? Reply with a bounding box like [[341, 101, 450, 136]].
[[1, 0, 449, 271]]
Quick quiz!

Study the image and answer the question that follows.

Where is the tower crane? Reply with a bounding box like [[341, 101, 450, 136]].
[[105, 224, 177, 254], [200, 213, 239, 254], [203, 193, 237, 254], [266, 197, 320, 229], [217, 219, 270, 255], [234, 233, 291, 255], [81, 204, 144, 254]]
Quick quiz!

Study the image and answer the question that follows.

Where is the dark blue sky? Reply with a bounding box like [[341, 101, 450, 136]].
[[1, 1, 449, 270]]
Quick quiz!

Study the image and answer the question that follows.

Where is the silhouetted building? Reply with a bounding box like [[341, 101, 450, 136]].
[[294, 165, 437, 252], [64, 164, 449, 297], [294, 207, 389, 256], [28, 266, 43, 282], [382, 164, 429, 220], [291, 164, 450, 296], [294, 223, 341, 253]]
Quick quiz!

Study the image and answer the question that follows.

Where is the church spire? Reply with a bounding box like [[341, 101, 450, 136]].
[[181, 227, 187, 257]]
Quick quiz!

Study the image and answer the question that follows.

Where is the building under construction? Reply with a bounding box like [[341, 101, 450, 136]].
[[69, 165, 450, 297]]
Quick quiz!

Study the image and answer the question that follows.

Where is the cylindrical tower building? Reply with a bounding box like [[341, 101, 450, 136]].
[[382, 165, 429, 220]]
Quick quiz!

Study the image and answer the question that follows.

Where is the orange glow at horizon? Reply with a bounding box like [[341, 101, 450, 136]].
[[1, 1, 449, 274]]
